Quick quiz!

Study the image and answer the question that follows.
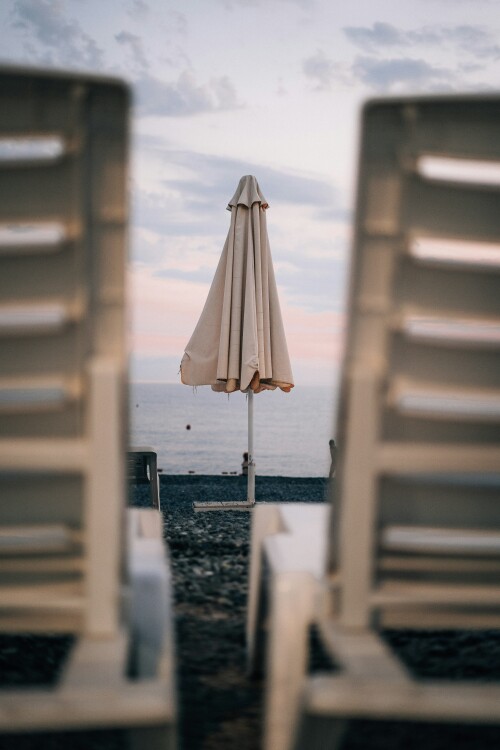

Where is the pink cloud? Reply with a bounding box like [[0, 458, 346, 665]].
[[128, 266, 209, 356], [280, 301, 346, 363], [128, 266, 346, 382]]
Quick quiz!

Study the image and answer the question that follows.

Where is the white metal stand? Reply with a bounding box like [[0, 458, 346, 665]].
[[193, 389, 256, 512]]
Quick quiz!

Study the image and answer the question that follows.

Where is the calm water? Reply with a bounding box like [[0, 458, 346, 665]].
[[129, 382, 337, 477]]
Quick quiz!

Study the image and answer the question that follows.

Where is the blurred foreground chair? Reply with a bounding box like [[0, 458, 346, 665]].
[[128, 445, 160, 509], [0, 67, 176, 746], [247, 94, 500, 750]]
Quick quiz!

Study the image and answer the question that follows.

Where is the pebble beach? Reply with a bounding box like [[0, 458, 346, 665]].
[[158, 474, 329, 750], [2, 474, 500, 749]]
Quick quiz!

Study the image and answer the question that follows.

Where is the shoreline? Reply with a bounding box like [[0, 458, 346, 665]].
[[155, 473, 330, 504]]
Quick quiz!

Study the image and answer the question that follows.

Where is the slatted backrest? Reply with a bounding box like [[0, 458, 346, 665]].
[[0, 67, 129, 634], [330, 96, 500, 630]]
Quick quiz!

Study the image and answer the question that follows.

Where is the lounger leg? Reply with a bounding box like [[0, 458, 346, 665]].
[[264, 570, 316, 750], [246, 505, 283, 672]]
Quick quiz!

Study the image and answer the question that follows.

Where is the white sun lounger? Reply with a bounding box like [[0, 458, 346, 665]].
[[0, 66, 176, 747], [247, 93, 500, 750]]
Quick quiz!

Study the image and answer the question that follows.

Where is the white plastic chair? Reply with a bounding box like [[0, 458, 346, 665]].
[[0, 66, 176, 747], [247, 93, 500, 750]]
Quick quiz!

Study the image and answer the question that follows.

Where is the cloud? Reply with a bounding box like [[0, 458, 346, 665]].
[[444, 26, 500, 59], [130, 150, 347, 288], [271, 257, 348, 317], [128, 266, 208, 379], [136, 70, 241, 116], [153, 251, 349, 314], [8, 1, 239, 118], [280, 303, 345, 366], [302, 50, 343, 91], [304, 24, 500, 95], [352, 56, 455, 92], [160, 150, 342, 215], [344, 22, 500, 60], [10, 0, 104, 68], [125, 0, 150, 19], [130, 149, 348, 330], [216, 0, 313, 8], [133, 189, 200, 237], [129, 266, 205, 353], [132, 154, 343, 261], [344, 22, 412, 52], [115, 30, 149, 73], [155, 267, 216, 284], [302, 49, 356, 92]]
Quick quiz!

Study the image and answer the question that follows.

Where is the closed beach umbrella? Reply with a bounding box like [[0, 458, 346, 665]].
[[180, 175, 294, 507]]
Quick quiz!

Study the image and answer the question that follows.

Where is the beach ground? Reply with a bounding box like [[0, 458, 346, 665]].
[[1, 475, 500, 749], [156, 474, 329, 750]]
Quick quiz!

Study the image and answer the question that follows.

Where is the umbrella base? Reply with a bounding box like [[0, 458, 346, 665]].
[[193, 500, 255, 512]]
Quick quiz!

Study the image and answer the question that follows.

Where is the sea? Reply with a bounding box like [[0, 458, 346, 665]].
[[129, 382, 338, 478]]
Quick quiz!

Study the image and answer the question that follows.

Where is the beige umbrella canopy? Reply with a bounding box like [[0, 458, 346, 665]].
[[180, 175, 293, 395], [180, 175, 294, 508]]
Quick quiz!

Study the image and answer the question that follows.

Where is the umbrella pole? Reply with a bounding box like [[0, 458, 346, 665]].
[[247, 389, 255, 505], [193, 389, 256, 511]]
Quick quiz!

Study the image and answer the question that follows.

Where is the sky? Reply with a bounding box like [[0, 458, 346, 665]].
[[1, 0, 499, 387]]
